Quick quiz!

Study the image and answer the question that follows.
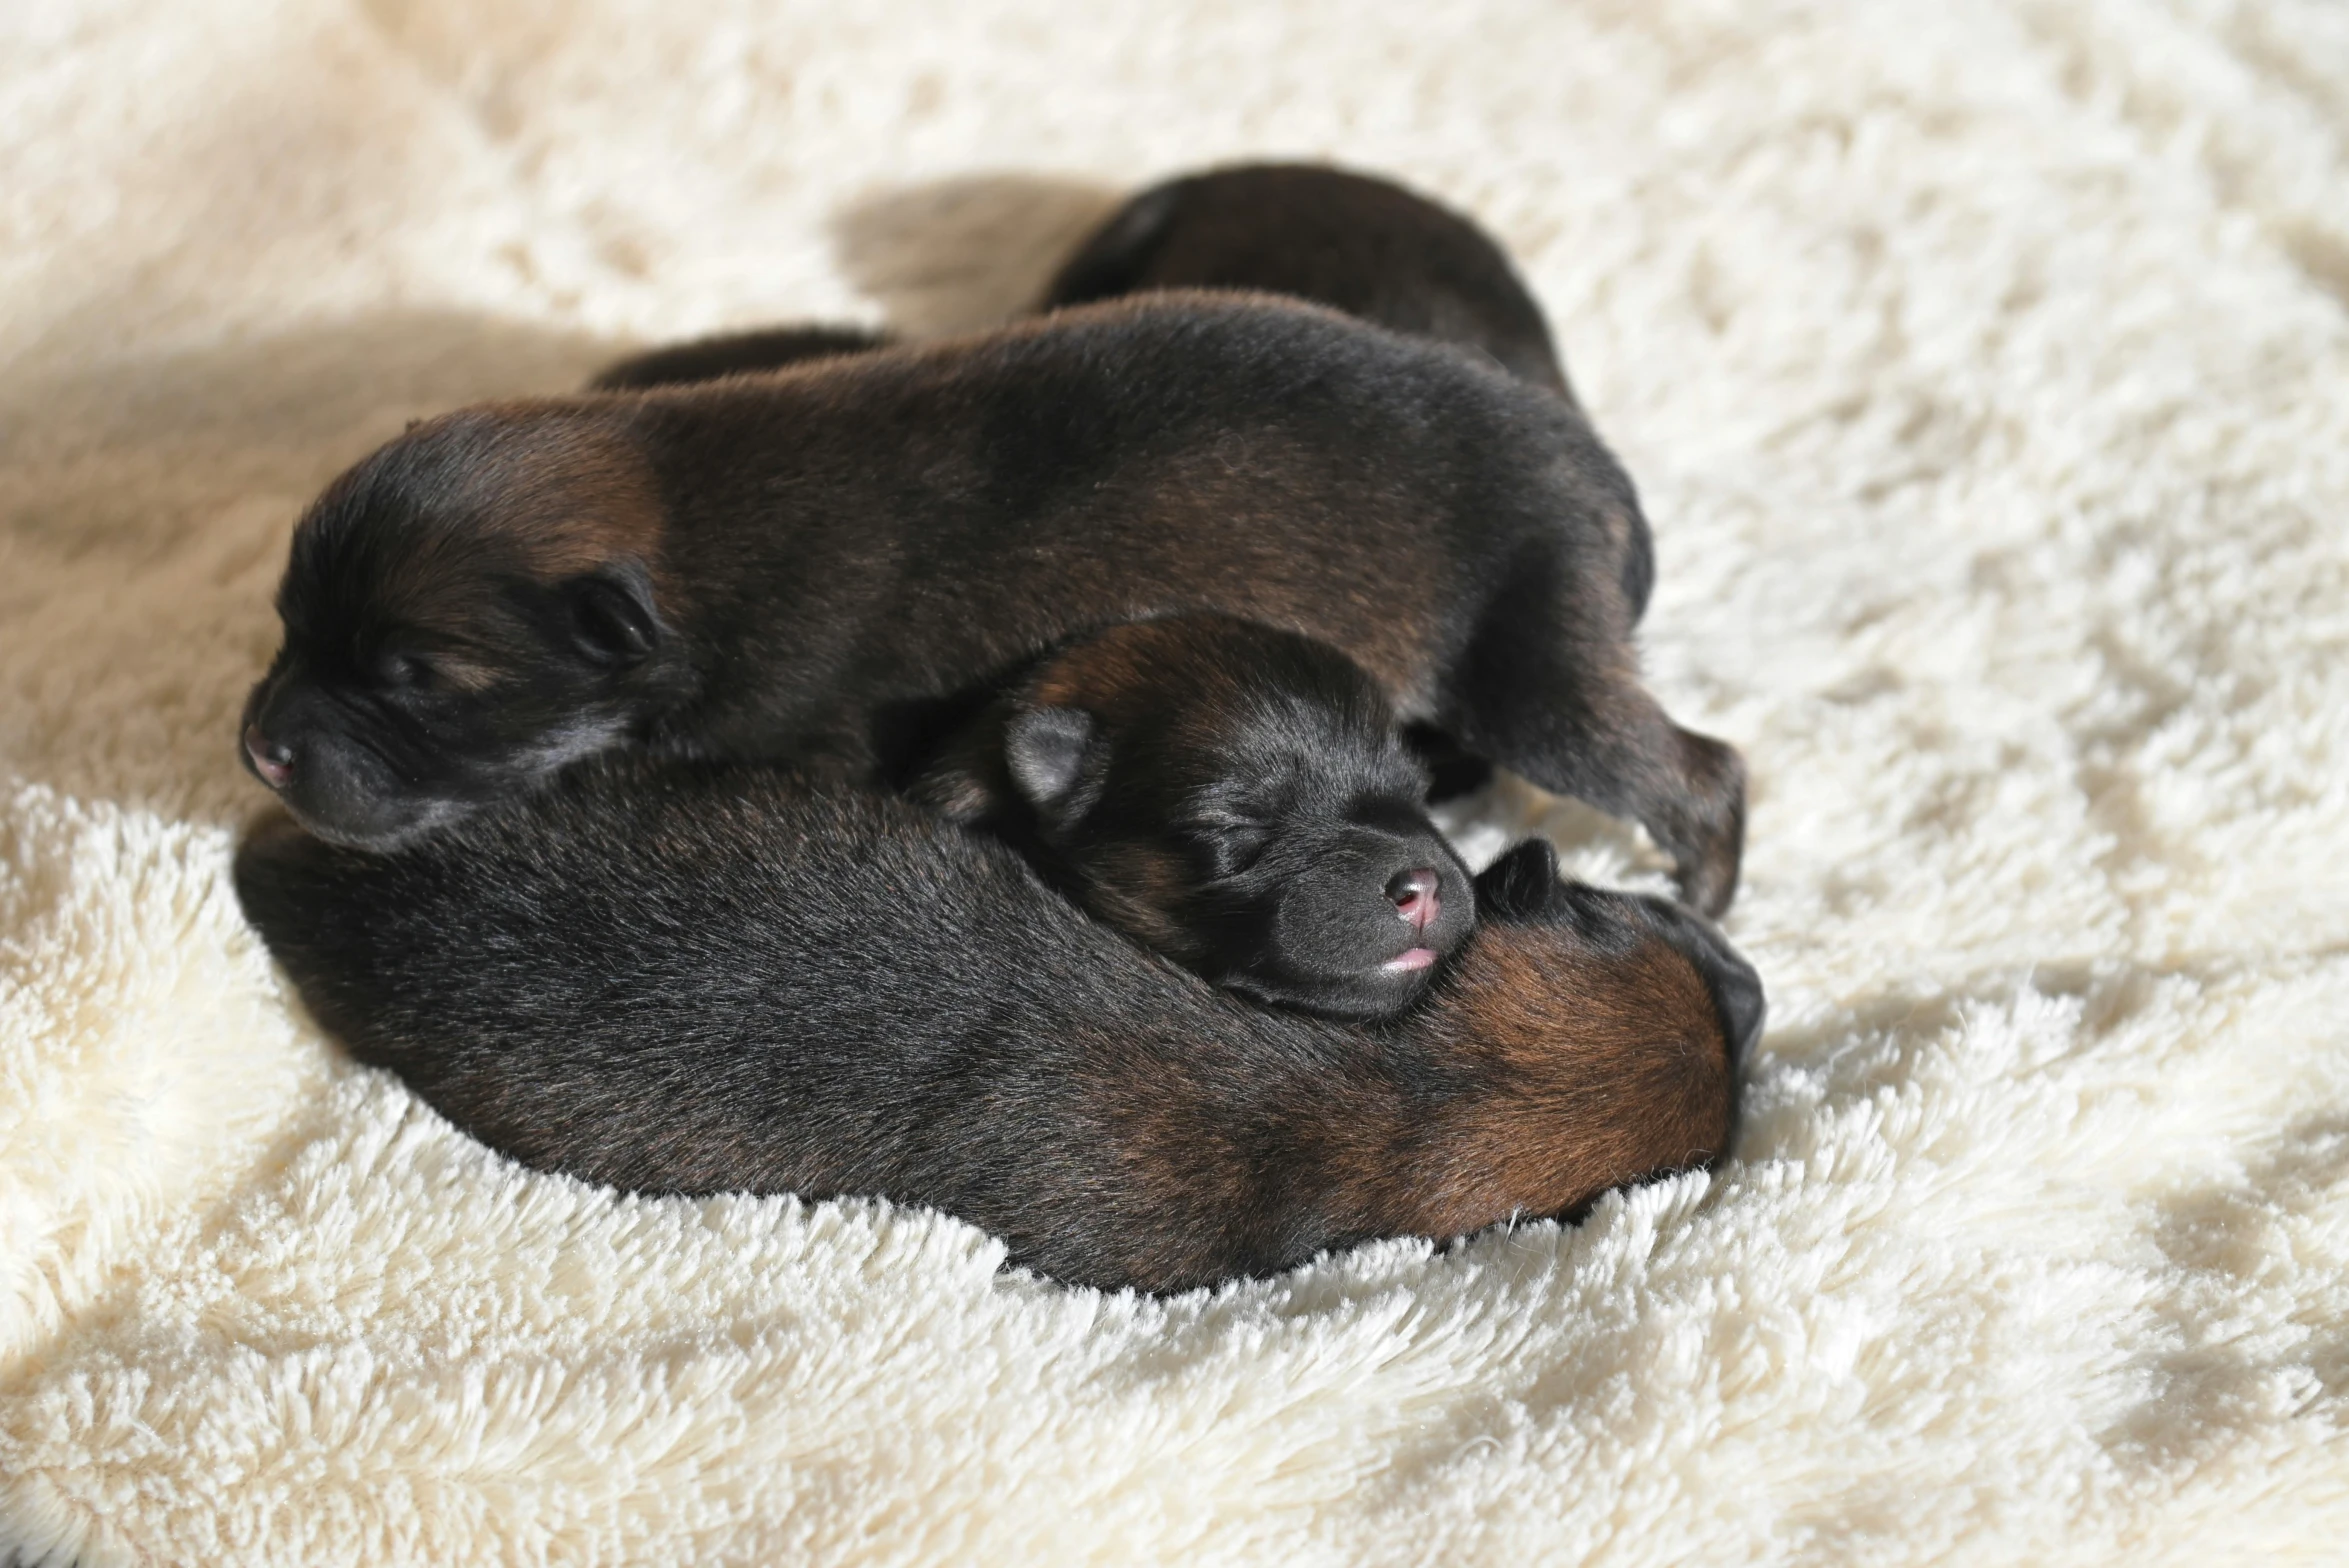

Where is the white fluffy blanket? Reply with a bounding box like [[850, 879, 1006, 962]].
[[6, 2, 2349, 1562]]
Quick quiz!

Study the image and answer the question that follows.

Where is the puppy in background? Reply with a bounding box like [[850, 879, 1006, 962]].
[[593, 161, 1573, 404], [1042, 162, 1574, 400], [915, 615, 1475, 1019], [235, 758, 1761, 1294], [240, 293, 1744, 912]]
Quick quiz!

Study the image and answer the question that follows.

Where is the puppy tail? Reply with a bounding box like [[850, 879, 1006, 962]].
[[1041, 185, 1183, 310]]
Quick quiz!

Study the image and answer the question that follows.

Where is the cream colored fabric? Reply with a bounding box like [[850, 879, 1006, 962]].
[[5, 2, 2349, 1562]]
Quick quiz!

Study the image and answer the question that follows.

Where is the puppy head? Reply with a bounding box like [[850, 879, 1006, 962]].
[[239, 407, 687, 851], [922, 615, 1475, 1019], [1473, 838, 1766, 1071]]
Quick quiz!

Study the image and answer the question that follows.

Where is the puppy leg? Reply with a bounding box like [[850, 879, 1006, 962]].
[[1444, 598, 1745, 917], [1526, 688, 1743, 919]]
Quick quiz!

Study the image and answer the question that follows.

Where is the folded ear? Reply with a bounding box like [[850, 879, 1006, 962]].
[[566, 567, 662, 666], [1472, 838, 1564, 921], [1003, 705, 1099, 829]]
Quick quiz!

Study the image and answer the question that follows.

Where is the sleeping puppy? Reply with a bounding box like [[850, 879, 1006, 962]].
[[588, 167, 1594, 807], [239, 292, 1744, 913], [233, 763, 1762, 1294], [1043, 161, 1575, 401], [913, 615, 1474, 1019]]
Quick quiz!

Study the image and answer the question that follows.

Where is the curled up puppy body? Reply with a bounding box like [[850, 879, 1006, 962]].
[[234, 761, 1763, 1294], [241, 292, 1745, 912]]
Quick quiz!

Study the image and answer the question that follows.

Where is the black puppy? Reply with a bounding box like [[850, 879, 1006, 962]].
[[1044, 162, 1573, 399], [590, 165, 1592, 808], [914, 614, 1475, 1019], [240, 293, 1742, 912], [234, 763, 1761, 1294]]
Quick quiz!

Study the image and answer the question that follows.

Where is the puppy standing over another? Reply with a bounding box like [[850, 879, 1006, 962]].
[[241, 293, 1745, 913], [585, 163, 1638, 805], [235, 762, 1761, 1294]]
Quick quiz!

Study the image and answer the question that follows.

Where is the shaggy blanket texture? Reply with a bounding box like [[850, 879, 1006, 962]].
[[5, 1, 2349, 1562]]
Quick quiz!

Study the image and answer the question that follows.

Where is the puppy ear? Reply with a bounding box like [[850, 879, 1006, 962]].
[[1472, 838, 1564, 921], [566, 569, 661, 666], [1003, 705, 1098, 826]]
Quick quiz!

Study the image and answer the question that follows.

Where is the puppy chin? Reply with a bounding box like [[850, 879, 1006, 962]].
[[280, 791, 475, 855], [1224, 959, 1440, 1022]]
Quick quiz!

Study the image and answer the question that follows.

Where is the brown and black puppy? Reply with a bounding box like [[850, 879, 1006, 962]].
[[240, 292, 1743, 912], [914, 615, 1476, 1019], [1043, 162, 1575, 402], [234, 759, 1762, 1294], [587, 166, 1604, 809]]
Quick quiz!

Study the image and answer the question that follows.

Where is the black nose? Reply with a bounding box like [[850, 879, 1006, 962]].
[[244, 724, 294, 788], [1386, 867, 1442, 932]]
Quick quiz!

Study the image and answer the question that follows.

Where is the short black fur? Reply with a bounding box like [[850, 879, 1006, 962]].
[[1045, 163, 1577, 403], [244, 293, 1743, 912], [234, 765, 1760, 1294]]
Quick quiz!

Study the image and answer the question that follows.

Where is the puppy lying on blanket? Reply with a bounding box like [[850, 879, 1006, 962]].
[[239, 811, 1754, 1297], [235, 619, 1760, 1292], [237, 792, 1752, 1293], [241, 293, 1744, 913]]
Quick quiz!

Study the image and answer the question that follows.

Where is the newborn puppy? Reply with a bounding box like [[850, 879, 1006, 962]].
[[241, 292, 1742, 912], [1044, 162, 1575, 401], [234, 763, 1763, 1294], [915, 615, 1475, 1019]]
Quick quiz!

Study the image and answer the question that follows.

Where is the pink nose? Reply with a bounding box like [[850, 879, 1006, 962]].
[[244, 724, 294, 788], [1388, 868, 1441, 932]]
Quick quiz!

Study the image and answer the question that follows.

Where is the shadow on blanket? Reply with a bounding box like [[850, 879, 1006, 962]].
[[0, 311, 618, 825]]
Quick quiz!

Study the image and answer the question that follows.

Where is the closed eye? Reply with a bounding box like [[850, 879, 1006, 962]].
[[374, 651, 436, 691], [1189, 820, 1272, 879]]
